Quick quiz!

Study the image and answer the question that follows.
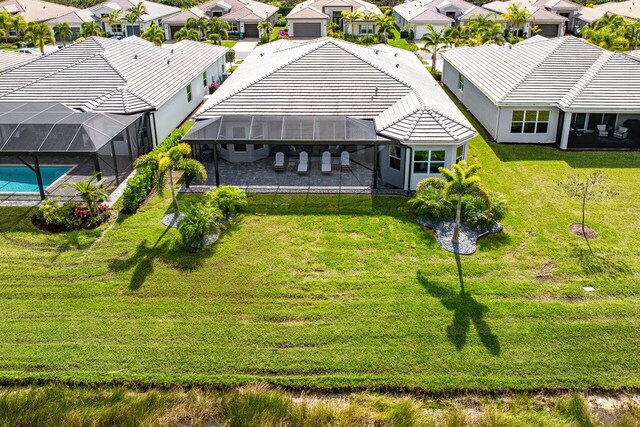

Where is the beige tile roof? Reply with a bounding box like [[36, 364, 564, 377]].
[[0, 0, 77, 22], [288, 0, 381, 20], [394, 0, 474, 22]]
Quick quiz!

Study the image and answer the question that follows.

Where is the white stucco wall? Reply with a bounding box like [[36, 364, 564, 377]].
[[414, 23, 449, 40], [407, 143, 465, 191], [496, 106, 560, 144], [378, 145, 406, 189]]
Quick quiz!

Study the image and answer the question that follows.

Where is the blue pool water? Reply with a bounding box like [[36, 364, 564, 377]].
[[0, 165, 72, 193]]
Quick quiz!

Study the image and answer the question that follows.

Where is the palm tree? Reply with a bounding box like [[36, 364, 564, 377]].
[[141, 21, 164, 46], [64, 174, 110, 217], [0, 11, 11, 43], [208, 185, 247, 219], [197, 16, 210, 38], [438, 161, 485, 245], [129, 2, 148, 35], [80, 21, 103, 38], [12, 15, 27, 41], [422, 24, 449, 71], [174, 26, 199, 41], [208, 33, 221, 45], [177, 201, 222, 249], [341, 10, 362, 35], [482, 22, 506, 45], [502, 3, 532, 37], [106, 10, 120, 33], [134, 143, 206, 213], [626, 22, 640, 49], [206, 17, 229, 40], [257, 20, 273, 38], [25, 22, 54, 55], [53, 23, 73, 47], [375, 12, 395, 40]]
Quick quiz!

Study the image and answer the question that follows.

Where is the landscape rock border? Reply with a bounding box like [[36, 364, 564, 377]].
[[417, 217, 503, 255]]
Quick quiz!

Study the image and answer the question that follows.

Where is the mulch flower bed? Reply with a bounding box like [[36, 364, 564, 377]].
[[569, 223, 599, 239], [32, 209, 112, 233], [417, 217, 503, 255]]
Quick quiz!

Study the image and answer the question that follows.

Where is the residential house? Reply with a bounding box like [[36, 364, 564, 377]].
[[183, 37, 476, 192], [164, 0, 277, 40], [480, 0, 568, 37], [47, 0, 180, 41], [393, 0, 476, 40], [441, 36, 640, 150], [0, 0, 77, 39], [286, 0, 382, 38], [575, 1, 640, 33]]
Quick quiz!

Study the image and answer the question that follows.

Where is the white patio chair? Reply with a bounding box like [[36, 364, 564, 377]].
[[297, 151, 308, 175], [613, 126, 628, 139], [321, 151, 331, 174], [274, 152, 285, 171], [340, 151, 350, 170], [597, 124, 608, 137]]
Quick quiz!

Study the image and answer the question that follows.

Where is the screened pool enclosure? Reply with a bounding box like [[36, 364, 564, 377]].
[[0, 102, 148, 200]]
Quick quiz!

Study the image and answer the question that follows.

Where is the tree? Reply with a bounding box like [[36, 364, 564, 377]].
[[341, 10, 362, 35], [25, 22, 54, 55], [177, 201, 222, 250], [375, 12, 395, 40], [12, 15, 27, 41], [80, 21, 103, 38], [556, 171, 618, 252], [502, 3, 532, 37], [141, 21, 164, 46], [482, 22, 506, 45], [174, 26, 199, 41], [129, 1, 148, 34], [207, 185, 247, 218], [626, 22, 640, 49], [206, 17, 230, 40], [208, 33, 221, 44], [134, 143, 207, 213], [422, 24, 449, 71], [53, 23, 73, 47], [64, 174, 110, 217], [438, 160, 485, 245], [0, 11, 11, 43], [257, 20, 273, 38]]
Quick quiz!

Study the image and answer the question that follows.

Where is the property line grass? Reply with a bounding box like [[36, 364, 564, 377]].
[[0, 137, 638, 392]]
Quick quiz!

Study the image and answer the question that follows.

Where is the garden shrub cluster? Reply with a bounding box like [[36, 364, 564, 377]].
[[35, 199, 110, 230], [121, 127, 186, 213]]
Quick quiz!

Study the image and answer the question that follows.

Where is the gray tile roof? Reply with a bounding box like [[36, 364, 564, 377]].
[[0, 50, 34, 72], [288, 0, 381, 20], [0, 37, 227, 114], [195, 38, 475, 145], [394, 0, 474, 23], [441, 36, 640, 112]]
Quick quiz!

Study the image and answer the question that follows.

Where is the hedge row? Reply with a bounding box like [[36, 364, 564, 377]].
[[121, 127, 186, 213]]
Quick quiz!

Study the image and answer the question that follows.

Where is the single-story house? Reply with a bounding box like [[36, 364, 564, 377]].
[[47, 0, 180, 41], [286, 0, 382, 38], [441, 36, 640, 150], [0, 0, 77, 39], [164, 0, 277, 40], [393, 0, 475, 40], [183, 37, 476, 192], [480, 0, 567, 37]]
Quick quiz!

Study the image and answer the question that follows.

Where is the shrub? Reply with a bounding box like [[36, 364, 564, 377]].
[[225, 49, 235, 64], [177, 201, 223, 249], [37, 199, 76, 227], [462, 191, 506, 230], [408, 185, 453, 221], [207, 185, 247, 218], [415, 177, 445, 194], [259, 33, 270, 44], [121, 127, 186, 213], [357, 35, 378, 45]]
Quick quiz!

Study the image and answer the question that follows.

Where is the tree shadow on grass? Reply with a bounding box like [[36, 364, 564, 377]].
[[417, 266, 501, 356], [572, 247, 631, 279]]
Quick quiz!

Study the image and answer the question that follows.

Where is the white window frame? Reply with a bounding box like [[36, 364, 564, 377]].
[[389, 146, 401, 170], [457, 74, 465, 92], [359, 24, 374, 35], [510, 110, 549, 134], [186, 84, 192, 102], [413, 150, 446, 174], [455, 145, 465, 163], [229, 22, 239, 32]]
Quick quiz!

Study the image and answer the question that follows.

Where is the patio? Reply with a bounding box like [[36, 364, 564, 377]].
[[566, 131, 640, 150]]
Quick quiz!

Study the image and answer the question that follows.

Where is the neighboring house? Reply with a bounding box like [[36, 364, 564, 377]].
[[286, 0, 381, 38], [0, 50, 33, 71], [0, 0, 77, 39], [0, 36, 228, 145], [47, 0, 180, 42], [183, 37, 476, 191], [393, 0, 475, 40], [164, 0, 277, 40], [480, 0, 568, 37], [441, 36, 640, 150]]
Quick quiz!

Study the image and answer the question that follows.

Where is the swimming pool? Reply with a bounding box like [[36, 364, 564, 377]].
[[0, 165, 73, 193]]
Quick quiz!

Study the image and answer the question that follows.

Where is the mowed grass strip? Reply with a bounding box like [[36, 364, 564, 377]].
[[0, 137, 638, 391]]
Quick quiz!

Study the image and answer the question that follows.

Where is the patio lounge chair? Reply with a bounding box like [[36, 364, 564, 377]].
[[274, 152, 285, 172], [597, 124, 608, 137], [297, 151, 308, 175], [321, 151, 331, 174], [613, 126, 628, 139], [340, 151, 350, 170]]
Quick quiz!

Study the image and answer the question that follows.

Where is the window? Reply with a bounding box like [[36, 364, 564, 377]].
[[111, 24, 122, 33], [212, 11, 223, 16], [389, 146, 401, 170], [359, 24, 374, 34], [510, 110, 549, 134], [457, 74, 465, 92], [229, 22, 238, 32], [234, 144, 247, 152], [220, 144, 228, 150], [202, 72, 207, 87], [413, 150, 446, 174], [186, 84, 192, 102], [446, 11, 456, 18], [253, 144, 264, 150], [587, 113, 617, 131], [456, 145, 464, 163]]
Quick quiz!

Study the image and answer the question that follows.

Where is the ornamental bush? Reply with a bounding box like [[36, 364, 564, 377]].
[[121, 127, 186, 213]]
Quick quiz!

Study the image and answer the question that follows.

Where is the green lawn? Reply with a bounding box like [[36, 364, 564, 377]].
[[0, 138, 639, 391], [222, 40, 237, 49], [388, 26, 419, 52]]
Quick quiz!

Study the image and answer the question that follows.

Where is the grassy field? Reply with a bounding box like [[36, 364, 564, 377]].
[[0, 137, 639, 391], [2, 385, 638, 426]]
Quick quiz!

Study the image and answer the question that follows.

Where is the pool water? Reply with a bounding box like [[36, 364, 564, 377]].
[[0, 165, 72, 193]]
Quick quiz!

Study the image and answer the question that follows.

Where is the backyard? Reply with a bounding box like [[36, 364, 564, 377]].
[[0, 136, 638, 392]]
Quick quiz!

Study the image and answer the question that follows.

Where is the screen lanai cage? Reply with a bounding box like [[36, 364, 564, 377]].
[[0, 102, 147, 200], [183, 115, 398, 189]]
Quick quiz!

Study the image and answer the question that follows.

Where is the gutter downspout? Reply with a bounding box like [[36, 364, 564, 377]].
[[150, 112, 159, 146], [495, 107, 501, 142], [405, 144, 413, 195]]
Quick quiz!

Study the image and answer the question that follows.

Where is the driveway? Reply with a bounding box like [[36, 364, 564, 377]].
[[232, 40, 258, 60]]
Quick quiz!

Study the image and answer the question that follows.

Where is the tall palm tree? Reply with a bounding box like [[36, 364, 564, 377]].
[[197, 16, 210, 38], [422, 24, 449, 71], [257, 20, 273, 38], [134, 143, 207, 214], [375, 12, 395, 40], [482, 22, 506, 45], [64, 174, 110, 217], [174, 26, 199, 41], [341, 10, 362, 35], [502, 3, 532, 37], [129, 2, 148, 35], [80, 21, 103, 38], [53, 23, 73, 47], [0, 11, 11, 43], [11, 15, 27, 42], [106, 9, 120, 33], [439, 161, 485, 245], [206, 17, 229, 40], [25, 22, 54, 55], [141, 21, 164, 46]]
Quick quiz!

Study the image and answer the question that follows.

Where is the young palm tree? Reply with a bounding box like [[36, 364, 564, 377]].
[[177, 201, 223, 249], [130, 2, 148, 34], [0, 11, 11, 43], [12, 15, 27, 41], [341, 10, 362, 35], [208, 33, 221, 44], [25, 23, 54, 55], [141, 22, 164, 46], [206, 17, 229, 40], [422, 24, 449, 71], [208, 185, 247, 219], [502, 4, 532, 37], [106, 10, 120, 33], [64, 174, 110, 217], [53, 23, 73, 47], [626, 22, 640, 49], [438, 161, 485, 245], [174, 26, 199, 41], [80, 21, 103, 37], [135, 143, 207, 214], [257, 20, 273, 38], [375, 12, 395, 40], [482, 22, 506, 45]]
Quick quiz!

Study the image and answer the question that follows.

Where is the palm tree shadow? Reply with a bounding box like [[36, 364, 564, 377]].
[[417, 270, 501, 356]]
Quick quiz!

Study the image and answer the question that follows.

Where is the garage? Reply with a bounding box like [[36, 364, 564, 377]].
[[244, 23, 259, 38], [536, 24, 560, 37], [292, 22, 321, 37]]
